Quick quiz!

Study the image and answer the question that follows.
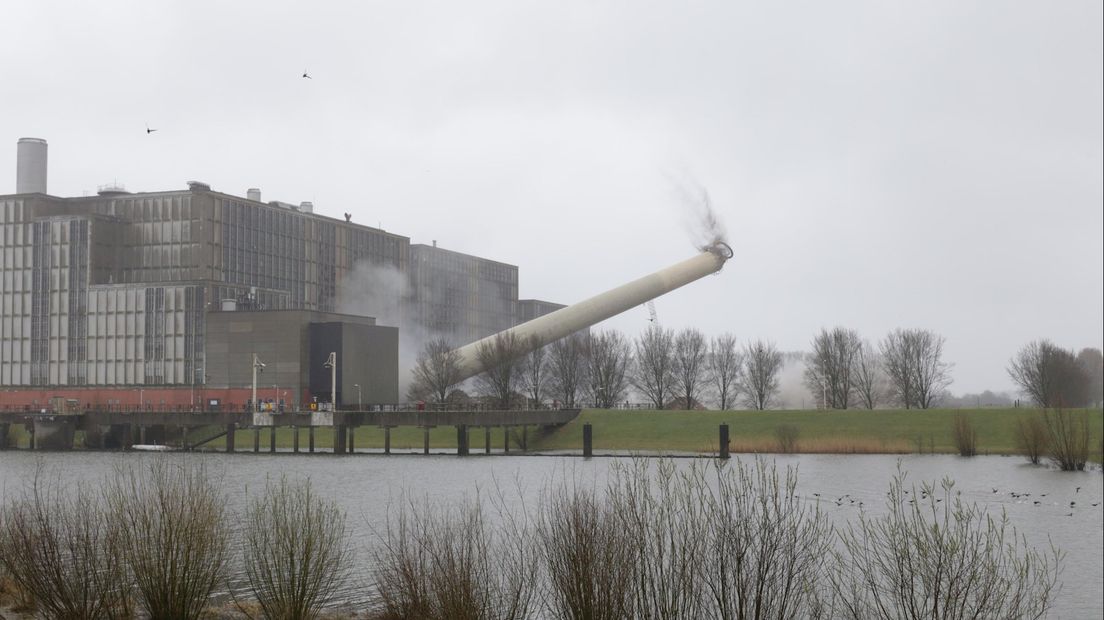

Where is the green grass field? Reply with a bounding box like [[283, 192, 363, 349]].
[[3, 407, 1101, 457]]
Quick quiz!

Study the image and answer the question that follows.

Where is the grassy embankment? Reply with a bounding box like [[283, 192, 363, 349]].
[[4, 407, 1102, 456]]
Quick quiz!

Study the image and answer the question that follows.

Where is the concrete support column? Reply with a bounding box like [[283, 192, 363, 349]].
[[719, 424, 730, 459], [384, 427, 392, 455], [309, 427, 315, 453], [181, 426, 189, 451], [292, 426, 299, 453], [583, 423, 593, 458], [0, 423, 9, 450], [333, 425, 347, 454], [226, 424, 236, 453], [139, 425, 147, 445], [130, 424, 139, 447], [456, 425, 468, 456]]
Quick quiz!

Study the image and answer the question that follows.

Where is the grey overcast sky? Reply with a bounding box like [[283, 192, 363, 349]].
[[2, 0, 1101, 395]]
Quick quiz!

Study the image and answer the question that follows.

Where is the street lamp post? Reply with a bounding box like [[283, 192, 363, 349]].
[[323, 352, 336, 410], [353, 383, 362, 410], [251, 354, 266, 412]]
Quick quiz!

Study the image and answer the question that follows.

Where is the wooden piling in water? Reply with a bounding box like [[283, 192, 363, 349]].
[[384, 426, 392, 454], [348, 426, 355, 453], [333, 425, 347, 454], [253, 428, 260, 453], [423, 426, 431, 454], [292, 426, 299, 453], [583, 423, 593, 457], [225, 423, 235, 453], [309, 426, 315, 453], [719, 424, 730, 459], [269, 427, 276, 453]]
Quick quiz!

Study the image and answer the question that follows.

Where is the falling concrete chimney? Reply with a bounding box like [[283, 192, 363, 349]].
[[16, 138, 48, 194], [299, 201, 313, 213], [247, 188, 262, 202]]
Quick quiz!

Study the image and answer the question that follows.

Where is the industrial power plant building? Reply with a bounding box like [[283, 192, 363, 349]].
[[0, 138, 562, 411]]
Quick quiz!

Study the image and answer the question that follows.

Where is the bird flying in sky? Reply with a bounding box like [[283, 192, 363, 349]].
[[302, 70, 312, 79], [146, 124, 157, 134]]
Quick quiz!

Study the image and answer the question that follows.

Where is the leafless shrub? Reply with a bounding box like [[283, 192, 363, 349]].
[[826, 471, 1061, 619], [537, 483, 634, 620], [105, 458, 230, 620], [523, 337, 548, 408], [607, 460, 706, 618], [603, 459, 833, 619], [951, 413, 978, 457], [697, 459, 833, 619], [774, 424, 799, 453], [1042, 408, 1091, 471], [0, 464, 131, 619], [370, 493, 539, 620], [1015, 415, 1049, 465], [243, 476, 352, 619]]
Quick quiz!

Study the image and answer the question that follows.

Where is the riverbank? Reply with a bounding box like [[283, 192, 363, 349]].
[[2, 407, 1101, 458]]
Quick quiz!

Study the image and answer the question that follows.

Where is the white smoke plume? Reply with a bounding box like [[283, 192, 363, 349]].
[[337, 261, 441, 398]]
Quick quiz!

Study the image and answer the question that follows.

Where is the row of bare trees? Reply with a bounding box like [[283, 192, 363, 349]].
[[801, 327, 954, 410], [412, 327, 1101, 411], [409, 328, 789, 410]]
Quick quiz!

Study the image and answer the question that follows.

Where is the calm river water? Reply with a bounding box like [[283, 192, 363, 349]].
[[1, 451, 1100, 618]]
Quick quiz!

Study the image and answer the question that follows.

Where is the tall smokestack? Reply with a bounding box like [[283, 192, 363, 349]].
[[451, 242, 734, 381], [16, 138, 48, 194], [247, 188, 262, 202]]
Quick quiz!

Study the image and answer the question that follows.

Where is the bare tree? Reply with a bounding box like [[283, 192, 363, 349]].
[[708, 333, 743, 410], [585, 330, 632, 408], [548, 333, 588, 408], [672, 327, 709, 409], [1077, 347, 1103, 408], [1007, 340, 1090, 408], [740, 340, 783, 410], [475, 332, 527, 409], [633, 325, 676, 409], [522, 337, 548, 409], [880, 328, 953, 409], [851, 341, 883, 409], [410, 338, 463, 404], [803, 327, 861, 409]]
